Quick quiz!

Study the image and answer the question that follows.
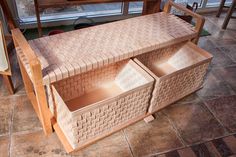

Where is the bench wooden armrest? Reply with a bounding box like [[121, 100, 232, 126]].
[[164, 0, 205, 44]]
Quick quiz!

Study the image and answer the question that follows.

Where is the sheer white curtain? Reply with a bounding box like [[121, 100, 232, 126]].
[[0, 6, 9, 72]]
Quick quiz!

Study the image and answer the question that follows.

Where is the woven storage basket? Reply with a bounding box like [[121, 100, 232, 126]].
[[134, 41, 213, 113], [51, 60, 154, 149]]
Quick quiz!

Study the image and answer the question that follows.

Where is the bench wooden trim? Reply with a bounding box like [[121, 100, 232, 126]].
[[164, 0, 205, 44], [12, 28, 53, 135]]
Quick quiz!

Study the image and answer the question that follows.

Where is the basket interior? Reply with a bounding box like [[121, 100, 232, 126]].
[[53, 60, 150, 111], [137, 42, 210, 77]]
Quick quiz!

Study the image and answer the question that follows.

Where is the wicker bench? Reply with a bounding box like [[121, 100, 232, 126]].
[[11, 0, 211, 153]]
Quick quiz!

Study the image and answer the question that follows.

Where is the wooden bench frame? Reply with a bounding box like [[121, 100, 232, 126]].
[[12, 0, 205, 152]]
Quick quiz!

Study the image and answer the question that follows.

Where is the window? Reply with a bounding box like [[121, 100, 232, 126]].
[[206, 0, 231, 7], [128, 2, 143, 13], [14, 0, 143, 24]]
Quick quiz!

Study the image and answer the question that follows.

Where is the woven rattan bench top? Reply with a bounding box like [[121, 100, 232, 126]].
[[26, 12, 196, 85]]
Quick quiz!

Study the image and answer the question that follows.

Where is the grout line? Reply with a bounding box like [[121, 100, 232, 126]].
[[8, 102, 15, 157], [0, 93, 27, 100], [151, 132, 236, 157], [200, 96, 233, 134], [160, 112, 187, 147], [122, 129, 135, 157], [10, 128, 43, 136]]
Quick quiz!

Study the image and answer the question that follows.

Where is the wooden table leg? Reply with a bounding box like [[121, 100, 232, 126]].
[[142, 0, 161, 15], [216, 0, 226, 17], [222, 0, 236, 29], [34, 0, 43, 37], [2, 75, 14, 94]]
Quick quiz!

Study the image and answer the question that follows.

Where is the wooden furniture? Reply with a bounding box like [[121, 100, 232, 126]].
[[216, 0, 236, 29], [0, 22, 14, 94], [175, 2, 198, 23], [34, 0, 161, 37], [0, 0, 16, 30], [0, 0, 16, 94], [12, 0, 208, 152]]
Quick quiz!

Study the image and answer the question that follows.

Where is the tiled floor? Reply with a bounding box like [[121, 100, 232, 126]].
[[0, 13, 236, 157]]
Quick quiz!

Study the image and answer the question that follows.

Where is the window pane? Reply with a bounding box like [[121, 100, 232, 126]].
[[207, 0, 232, 7], [172, 0, 203, 8], [15, 0, 122, 23], [128, 2, 143, 13]]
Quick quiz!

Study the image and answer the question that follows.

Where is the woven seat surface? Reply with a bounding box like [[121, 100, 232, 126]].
[[26, 12, 196, 85]]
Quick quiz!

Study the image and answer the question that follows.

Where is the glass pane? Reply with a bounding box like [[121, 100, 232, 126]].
[[207, 0, 232, 7], [172, 0, 203, 8], [128, 2, 143, 13], [15, 0, 122, 22], [170, 0, 201, 15]]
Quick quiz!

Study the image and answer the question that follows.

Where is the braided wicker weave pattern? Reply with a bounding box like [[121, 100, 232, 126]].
[[52, 61, 153, 148], [150, 63, 209, 111], [27, 12, 196, 85], [136, 42, 211, 113], [53, 61, 126, 102]]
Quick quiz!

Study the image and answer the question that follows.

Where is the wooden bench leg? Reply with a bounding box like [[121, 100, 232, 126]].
[[2, 75, 14, 94], [216, 0, 226, 17], [144, 115, 155, 123], [222, 0, 236, 29]]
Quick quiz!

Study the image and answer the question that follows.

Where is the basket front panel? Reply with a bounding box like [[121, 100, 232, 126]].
[[149, 62, 209, 112], [57, 85, 153, 148]]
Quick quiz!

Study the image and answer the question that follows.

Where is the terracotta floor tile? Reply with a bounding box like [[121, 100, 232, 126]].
[[197, 70, 235, 100], [124, 114, 183, 157], [11, 131, 67, 157], [197, 36, 236, 69], [210, 37, 236, 47], [191, 143, 212, 157], [175, 93, 201, 105], [205, 95, 236, 133], [198, 37, 217, 53], [223, 135, 236, 154], [71, 131, 133, 157], [12, 95, 42, 133], [10, 130, 133, 157], [0, 77, 11, 97], [0, 97, 14, 135], [177, 147, 197, 157], [205, 141, 222, 157], [212, 138, 234, 157], [163, 102, 227, 145], [212, 66, 236, 92], [0, 136, 10, 157], [219, 45, 236, 63]]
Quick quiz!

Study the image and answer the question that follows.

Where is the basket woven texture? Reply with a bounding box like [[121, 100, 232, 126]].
[[22, 12, 197, 85], [135, 42, 211, 112], [52, 60, 154, 148]]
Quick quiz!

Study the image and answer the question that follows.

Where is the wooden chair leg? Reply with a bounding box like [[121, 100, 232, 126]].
[[222, 0, 236, 29], [2, 75, 14, 94], [216, 0, 226, 17]]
